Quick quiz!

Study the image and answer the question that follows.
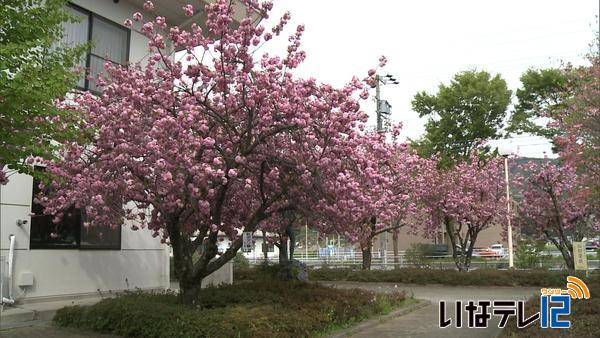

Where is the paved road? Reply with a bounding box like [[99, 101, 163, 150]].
[[322, 282, 538, 338]]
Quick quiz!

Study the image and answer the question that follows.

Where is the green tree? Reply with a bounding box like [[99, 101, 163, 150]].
[[0, 0, 85, 183], [411, 70, 511, 167], [507, 68, 569, 138]]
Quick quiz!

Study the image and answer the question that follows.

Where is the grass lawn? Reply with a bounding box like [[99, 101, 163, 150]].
[[53, 280, 408, 338]]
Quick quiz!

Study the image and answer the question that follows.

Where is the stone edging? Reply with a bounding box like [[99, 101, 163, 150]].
[[328, 299, 431, 338]]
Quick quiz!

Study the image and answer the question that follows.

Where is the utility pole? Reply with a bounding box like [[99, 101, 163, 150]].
[[373, 73, 398, 269], [498, 144, 514, 269], [375, 75, 382, 132], [504, 156, 514, 268]]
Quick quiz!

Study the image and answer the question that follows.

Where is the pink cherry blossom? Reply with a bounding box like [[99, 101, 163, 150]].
[[132, 12, 142, 22], [143, 1, 154, 11], [183, 4, 194, 17]]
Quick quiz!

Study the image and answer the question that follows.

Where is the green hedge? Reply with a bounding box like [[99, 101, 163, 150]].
[[54, 280, 407, 337], [237, 267, 592, 287]]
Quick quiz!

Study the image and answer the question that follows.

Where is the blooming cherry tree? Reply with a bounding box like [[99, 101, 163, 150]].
[[552, 54, 600, 201], [420, 154, 509, 271], [39, 1, 380, 303], [516, 160, 598, 270], [300, 129, 432, 270]]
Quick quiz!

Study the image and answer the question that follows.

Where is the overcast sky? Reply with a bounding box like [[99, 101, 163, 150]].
[[260, 0, 599, 158]]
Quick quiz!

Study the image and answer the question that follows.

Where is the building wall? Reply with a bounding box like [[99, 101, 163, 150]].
[[372, 222, 507, 252], [0, 171, 170, 301]]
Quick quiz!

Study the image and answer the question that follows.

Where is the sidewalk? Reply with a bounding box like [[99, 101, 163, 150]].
[[323, 282, 537, 338], [1, 295, 105, 330], [0, 322, 120, 338]]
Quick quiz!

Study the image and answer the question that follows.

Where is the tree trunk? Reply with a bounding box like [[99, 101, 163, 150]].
[[544, 230, 575, 270], [278, 236, 289, 264], [444, 217, 478, 272], [461, 234, 478, 272], [443, 217, 463, 271], [170, 204, 270, 305], [563, 250, 575, 270], [168, 221, 205, 305], [361, 237, 373, 270], [287, 224, 296, 260], [557, 246, 574, 270], [392, 228, 399, 269], [179, 279, 203, 306]]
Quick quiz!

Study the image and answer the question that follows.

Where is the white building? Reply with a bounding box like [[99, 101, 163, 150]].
[[1, 0, 252, 304], [217, 232, 281, 262]]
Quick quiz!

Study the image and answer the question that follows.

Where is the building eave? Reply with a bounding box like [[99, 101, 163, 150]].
[[123, 0, 263, 31]]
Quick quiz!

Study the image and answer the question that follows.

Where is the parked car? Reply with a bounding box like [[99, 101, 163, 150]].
[[490, 244, 506, 257], [585, 241, 599, 252], [474, 244, 505, 258]]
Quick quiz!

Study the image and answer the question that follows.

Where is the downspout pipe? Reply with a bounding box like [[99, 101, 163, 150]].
[[2, 234, 15, 304]]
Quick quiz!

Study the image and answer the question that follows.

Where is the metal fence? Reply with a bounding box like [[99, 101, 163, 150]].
[[247, 249, 600, 271]]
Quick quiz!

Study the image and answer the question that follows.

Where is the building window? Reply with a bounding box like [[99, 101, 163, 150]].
[[30, 169, 121, 250], [58, 4, 130, 92], [80, 212, 121, 250]]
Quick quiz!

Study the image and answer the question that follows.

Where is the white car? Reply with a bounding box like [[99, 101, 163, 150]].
[[490, 244, 506, 258]]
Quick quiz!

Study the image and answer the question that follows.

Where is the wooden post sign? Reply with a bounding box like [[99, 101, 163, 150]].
[[572, 241, 588, 271]]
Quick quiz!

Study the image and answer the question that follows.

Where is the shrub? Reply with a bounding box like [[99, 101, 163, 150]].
[[54, 280, 407, 337], [233, 252, 250, 270], [515, 239, 550, 269], [404, 243, 435, 268], [267, 267, 590, 287]]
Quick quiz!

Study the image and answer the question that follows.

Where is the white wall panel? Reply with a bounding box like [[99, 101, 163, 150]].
[[0, 170, 33, 206]]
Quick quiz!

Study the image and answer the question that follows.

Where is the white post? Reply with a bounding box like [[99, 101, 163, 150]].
[[504, 157, 514, 268], [305, 222, 308, 260]]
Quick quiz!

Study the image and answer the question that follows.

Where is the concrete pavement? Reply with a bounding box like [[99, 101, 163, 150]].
[[322, 282, 538, 338], [0, 295, 107, 330], [0, 322, 119, 338]]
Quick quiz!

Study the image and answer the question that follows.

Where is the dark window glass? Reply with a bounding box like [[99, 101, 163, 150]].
[[30, 173, 81, 249], [30, 168, 121, 250], [80, 216, 121, 249]]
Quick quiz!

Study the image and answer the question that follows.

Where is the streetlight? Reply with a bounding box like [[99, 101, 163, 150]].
[[498, 144, 514, 269]]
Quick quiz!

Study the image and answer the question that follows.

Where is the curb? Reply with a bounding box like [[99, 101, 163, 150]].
[[328, 299, 431, 338]]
